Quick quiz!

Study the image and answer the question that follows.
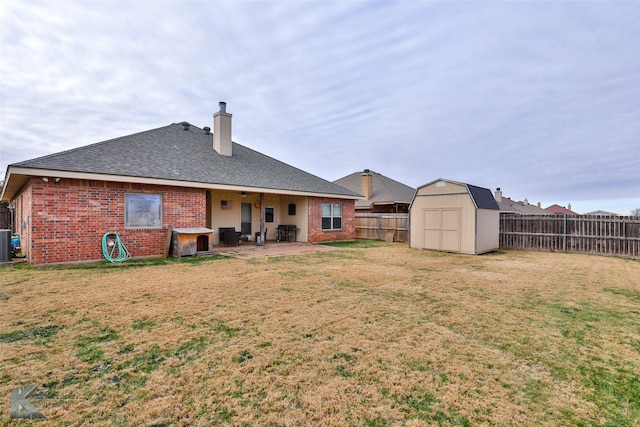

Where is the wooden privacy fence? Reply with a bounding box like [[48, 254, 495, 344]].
[[355, 213, 409, 243], [500, 214, 640, 258]]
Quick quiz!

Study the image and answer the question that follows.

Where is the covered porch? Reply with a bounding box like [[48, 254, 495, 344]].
[[207, 190, 307, 245]]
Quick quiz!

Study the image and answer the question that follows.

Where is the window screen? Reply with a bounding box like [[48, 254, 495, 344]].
[[125, 194, 162, 228]]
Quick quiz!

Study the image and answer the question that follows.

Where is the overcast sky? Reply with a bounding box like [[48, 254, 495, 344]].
[[1, 1, 638, 214]]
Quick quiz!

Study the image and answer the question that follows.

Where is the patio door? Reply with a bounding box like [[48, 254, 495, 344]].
[[241, 203, 252, 235]]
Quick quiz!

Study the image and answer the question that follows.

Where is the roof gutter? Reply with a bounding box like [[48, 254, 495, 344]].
[[1, 167, 363, 201]]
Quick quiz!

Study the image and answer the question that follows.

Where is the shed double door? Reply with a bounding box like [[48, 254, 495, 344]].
[[423, 208, 461, 252]]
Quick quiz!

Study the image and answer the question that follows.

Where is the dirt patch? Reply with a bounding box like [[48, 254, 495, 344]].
[[1, 244, 638, 425]]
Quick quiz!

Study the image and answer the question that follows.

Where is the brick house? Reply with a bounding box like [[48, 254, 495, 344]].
[[1, 102, 360, 265], [545, 204, 578, 215], [333, 169, 415, 213]]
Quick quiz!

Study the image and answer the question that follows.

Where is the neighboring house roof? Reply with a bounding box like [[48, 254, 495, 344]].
[[545, 204, 578, 215], [333, 169, 415, 209], [2, 122, 361, 201], [583, 210, 619, 216], [498, 197, 552, 215], [412, 178, 499, 210]]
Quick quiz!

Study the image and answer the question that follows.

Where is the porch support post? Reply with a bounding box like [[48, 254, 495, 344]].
[[258, 192, 265, 246]]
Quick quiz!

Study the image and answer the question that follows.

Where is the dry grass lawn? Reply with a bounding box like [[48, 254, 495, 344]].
[[1, 242, 639, 426]]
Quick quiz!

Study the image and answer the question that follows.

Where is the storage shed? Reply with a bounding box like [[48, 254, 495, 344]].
[[409, 179, 499, 254]]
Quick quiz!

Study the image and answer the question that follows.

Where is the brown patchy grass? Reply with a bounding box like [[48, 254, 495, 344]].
[[1, 243, 639, 426]]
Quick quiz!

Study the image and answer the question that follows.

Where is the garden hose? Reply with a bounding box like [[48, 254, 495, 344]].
[[102, 231, 131, 263]]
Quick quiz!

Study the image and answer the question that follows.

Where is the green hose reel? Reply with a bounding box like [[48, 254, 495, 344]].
[[102, 231, 131, 263]]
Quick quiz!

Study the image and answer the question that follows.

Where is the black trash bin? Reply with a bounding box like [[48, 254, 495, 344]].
[[0, 229, 11, 262]]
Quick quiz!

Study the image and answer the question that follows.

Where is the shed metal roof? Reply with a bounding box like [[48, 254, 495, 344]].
[[467, 184, 500, 210]]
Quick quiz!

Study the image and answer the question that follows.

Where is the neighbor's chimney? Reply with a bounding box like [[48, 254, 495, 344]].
[[213, 101, 232, 156], [495, 188, 502, 202], [361, 169, 373, 200], [523, 197, 529, 206]]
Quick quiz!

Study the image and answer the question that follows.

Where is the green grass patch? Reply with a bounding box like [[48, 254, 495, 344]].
[[1, 254, 229, 272], [0, 325, 62, 344], [604, 287, 640, 303], [73, 324, 118, 364], [363, 415, 391, 427], [75, 325, 118, 346], [333, 352, 357, 363], [172, 336, 208, 361], [403, 391, 439, 418], [132, 319, 155, 331], [131, 344, 165, 373], [206, 318, 240, 338], [119, 343, 135, 354], [578, 362, 640, 425], [76, 344, 105, 363], [319, 239, 384, 248], [335, 365, 354, 378]]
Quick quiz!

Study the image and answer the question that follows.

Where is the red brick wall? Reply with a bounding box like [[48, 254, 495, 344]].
[[307, 197, 356, 243], [23, 178, 206, 265]]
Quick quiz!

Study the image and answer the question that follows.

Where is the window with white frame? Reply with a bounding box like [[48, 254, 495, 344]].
[[321, 203, 342, 230], [125, 193, 162, 228]]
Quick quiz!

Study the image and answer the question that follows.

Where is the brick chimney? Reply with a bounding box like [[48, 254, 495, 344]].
[[214, 101, 232, 156], [495, 188, 502, 202], [361, 169, 373, 200]]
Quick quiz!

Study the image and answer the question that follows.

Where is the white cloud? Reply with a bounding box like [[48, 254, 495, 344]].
[[1, 1, 638, 213]]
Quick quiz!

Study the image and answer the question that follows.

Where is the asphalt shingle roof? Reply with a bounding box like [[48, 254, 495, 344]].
[[498, 197, 551, 214], [333, 170, 415, 208], [545, 204, 578, 215], [11, 123, 360, 197]]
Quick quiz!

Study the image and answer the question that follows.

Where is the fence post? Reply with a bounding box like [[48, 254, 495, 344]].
[[563, 215, 567, 253]]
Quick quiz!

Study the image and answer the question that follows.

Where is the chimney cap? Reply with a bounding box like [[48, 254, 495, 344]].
[[219, 101, 227, 113]]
